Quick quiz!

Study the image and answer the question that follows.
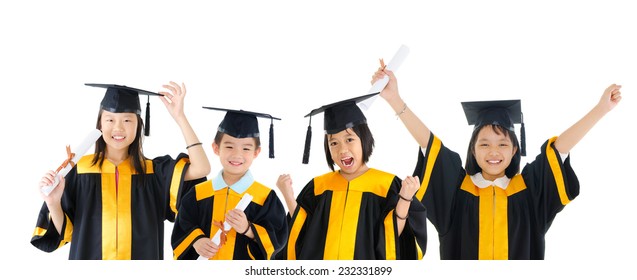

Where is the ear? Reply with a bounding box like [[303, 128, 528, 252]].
[[254, 146, 261, 158], [512, 145, 518, 156], [212, 142, 220, 156]]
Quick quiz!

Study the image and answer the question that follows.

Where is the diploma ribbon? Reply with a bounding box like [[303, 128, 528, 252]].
[[55, 145, 76, 173], [212, 220, 228, 247]]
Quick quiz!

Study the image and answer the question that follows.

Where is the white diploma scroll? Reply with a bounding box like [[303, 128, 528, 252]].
[[367, 44, 410, 93], [41, 129, 102, 196], [197, 193, 254, 260]]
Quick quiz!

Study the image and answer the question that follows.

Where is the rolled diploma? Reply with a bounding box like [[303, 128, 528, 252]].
[[197, 193, 254, 260], [41, 129, 102, 196], [367, 44, 410, 94]]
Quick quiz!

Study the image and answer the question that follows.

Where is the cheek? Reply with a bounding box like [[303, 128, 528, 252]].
[[509, 148, 517, 159], [472, 147, 482, 159], [503, 146, 515, 156], [329, 148, 340, 161], [128, 122, 138, 130], [328, 145, 337, 154], [354, 145, 364, 160]]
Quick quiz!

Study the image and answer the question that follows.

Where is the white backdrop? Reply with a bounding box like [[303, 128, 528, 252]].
[[2, 0, 636, 279]]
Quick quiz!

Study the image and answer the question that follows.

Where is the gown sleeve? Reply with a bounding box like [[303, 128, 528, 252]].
[[30, 167, 79, 253], [282, 179, 316, 260], [388, 176, 428, 259], [153, 153, 206, 222], [521, 137, 580, 232], [171, 186, 206, 260], [412, 132, 465, 235], [244, 190, 289, 260]]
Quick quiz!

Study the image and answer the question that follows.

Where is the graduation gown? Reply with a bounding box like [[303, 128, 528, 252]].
[[171, 177, 288, 260], [285, 168, 427, 260], [31, 153, 200, 260], [414, 134, 579, 260]]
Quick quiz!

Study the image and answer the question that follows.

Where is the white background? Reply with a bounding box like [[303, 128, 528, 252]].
[[2, 0, 636, 279]]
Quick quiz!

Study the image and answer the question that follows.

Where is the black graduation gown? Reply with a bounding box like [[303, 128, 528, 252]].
[[413, 134, 579, 259], [284, 168, 427, 260], [171, 180, 288, 260], [31, 153, 201, 260]]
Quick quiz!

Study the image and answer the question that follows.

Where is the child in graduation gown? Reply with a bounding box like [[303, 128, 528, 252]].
[[372, 68, 622, 259], [278, 93, 427, 260], [32, 82, 211, 260], [171, 108, 288, 260]]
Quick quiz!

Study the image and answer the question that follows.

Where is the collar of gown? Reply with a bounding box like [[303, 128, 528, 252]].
[[212, 170, 254, 194], [470, 173, 510, 190]]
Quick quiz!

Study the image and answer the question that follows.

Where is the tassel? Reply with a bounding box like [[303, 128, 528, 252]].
[[269, 119, 274, 159], [144, 95, 150, 136], [302, 116, 313, 164], [302, 126, 312, 164], [520, 113, 526, 156]]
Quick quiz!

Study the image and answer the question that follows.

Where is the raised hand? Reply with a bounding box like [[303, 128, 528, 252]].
[[598, 84, 622, 113], [400, 175, 420, 200], [371, 64, 400, 103], [158, 81, 187, 122], [276, 174, 298, 214]]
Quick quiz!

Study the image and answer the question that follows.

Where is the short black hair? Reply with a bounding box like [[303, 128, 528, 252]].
[[465, 124, 520, 178], [323, 123, 375, 171], [213, 131, 261, 147]]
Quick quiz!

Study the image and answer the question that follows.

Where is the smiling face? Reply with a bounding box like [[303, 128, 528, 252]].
[[327, 128, 368, 180], [472, 125, 518, 181], [99, 111, 138, 155], [212, 133, 260, 184]]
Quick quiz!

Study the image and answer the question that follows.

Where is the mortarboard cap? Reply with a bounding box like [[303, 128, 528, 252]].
[[302, 92, 379, 164], [85, 83, 163, 137], [203, 106, 281, 158], [461, 99, 526, 156]]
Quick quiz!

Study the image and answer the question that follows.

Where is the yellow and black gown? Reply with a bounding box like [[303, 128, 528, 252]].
[[31, 153, 201, 260], [284, 168, 427, 260], [171, 170, 288, 260], [414, 134, 579, 259]]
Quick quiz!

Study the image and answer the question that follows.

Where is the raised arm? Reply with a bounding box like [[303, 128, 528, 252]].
[[160, 81, 211, 180], [371, 68, 432, 149], [554, 84, 622, 154], [276, 174, 297, 216], [395, 175, 420, 235]]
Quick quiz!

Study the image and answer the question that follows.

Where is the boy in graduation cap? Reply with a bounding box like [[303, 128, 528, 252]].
[[171, 107, 288, 260], [32, 82, 210, 259], [277, 93, 427, 260], [372, 67, 623, 259]]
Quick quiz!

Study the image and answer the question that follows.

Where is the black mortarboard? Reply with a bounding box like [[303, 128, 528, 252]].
[[302, 92, 379, 164], [203, 107, 281, 158], [85, 83, 163, 136], [461, 99, 526, 156]]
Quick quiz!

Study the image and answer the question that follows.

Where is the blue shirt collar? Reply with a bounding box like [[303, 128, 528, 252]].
[[212, 170, 254, 194]]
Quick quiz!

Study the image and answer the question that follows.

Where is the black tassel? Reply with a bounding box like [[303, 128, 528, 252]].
[[144, 95, 150, 136], [269, 119, 274, 159], [520, 113, 526, 156], [302, 121, 312, 164]]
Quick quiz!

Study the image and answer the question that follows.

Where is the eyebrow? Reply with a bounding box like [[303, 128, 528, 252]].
[[222, 141, 254, 147], [477, 137, 510, 142]]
